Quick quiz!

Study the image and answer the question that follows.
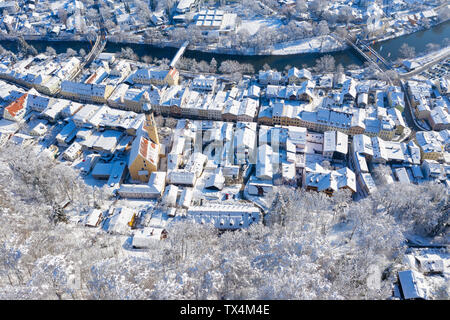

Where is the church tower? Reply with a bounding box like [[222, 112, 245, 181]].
[[142, 103, 160, 145]]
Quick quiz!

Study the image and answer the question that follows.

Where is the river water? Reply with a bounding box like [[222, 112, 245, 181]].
[[1, 21, 449, 71]]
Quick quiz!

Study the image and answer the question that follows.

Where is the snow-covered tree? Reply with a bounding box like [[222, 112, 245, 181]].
[[314, 55, 335, 73], [0, 142, 446, 300], [399, 43, 416, 59], [209, 58, 218, 74], [66, 48, 77, 57], [45, 47, 57, 57]]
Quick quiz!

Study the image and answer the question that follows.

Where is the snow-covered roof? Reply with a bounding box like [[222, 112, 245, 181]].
[[148, 171, 166, 195], [323, 130, 348, 155], [106, 207, 135, 234], [204, 170, 225, 190], [398, 270, 426, 300], [187, 203, 260, 230], [353, 134, 373, 156], [132, 227, 166, 248], [168, 170, 196, 186], [163, 184, 178, 207], [178, 187, 193, 208], [85, 209, 103, 227]]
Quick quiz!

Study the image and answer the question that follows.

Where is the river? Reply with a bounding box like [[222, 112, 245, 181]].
[[0, 21, 449, 71]]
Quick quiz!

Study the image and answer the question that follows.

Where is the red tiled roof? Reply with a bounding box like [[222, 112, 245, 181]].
[[139, 137, 148, 159], [168, 68, 178, 78], [5, 93, 28, 117], [85, 72, 97, 84], [138, 136, 158, 163]]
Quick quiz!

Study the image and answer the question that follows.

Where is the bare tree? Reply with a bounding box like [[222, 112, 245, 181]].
[[119, 47, 138, 60], [209, 58, 218, 74], [79, 48, 87, 57], [141, 55, 153, 64], [399, 43, 416, 59], [316, 20, 330, 36], [66, 48, 77, 57], [262, 63, 271, 71], [314, 55, 335, 73], [45, 47, 57, 57], [425, 43, 441, 54]]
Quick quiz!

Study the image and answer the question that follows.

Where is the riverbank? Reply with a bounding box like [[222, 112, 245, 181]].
[[107, 12, 449, 57], [1, 16, 448, 58], [0, 19, 448, 72], [398, 46, 450, 79], [368, 16, 450, 45]]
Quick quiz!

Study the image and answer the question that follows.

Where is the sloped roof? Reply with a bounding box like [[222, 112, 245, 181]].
[[5, 93, 28, 118]]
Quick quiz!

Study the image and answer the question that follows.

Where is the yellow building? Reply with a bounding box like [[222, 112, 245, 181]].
[[36, 76, 62, 96], [133, 67, 179, 87], [165, 67, 180, 86], [60, 81, 115, 103], [414, 132, 444, 161], [379, 130, 395, 141], [128, 104, 161, 182]]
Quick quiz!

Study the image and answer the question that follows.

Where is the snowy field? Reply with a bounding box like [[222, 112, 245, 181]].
[[238, 18, 282, 36], [271, 35, 344, 55], [237, 17, 345, 55]]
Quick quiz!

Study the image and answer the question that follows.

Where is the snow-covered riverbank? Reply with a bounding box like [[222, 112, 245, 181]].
[[1, 16, 447, 58], [270, 35, 346, 55]]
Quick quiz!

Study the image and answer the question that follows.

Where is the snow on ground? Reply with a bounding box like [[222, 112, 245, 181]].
[[114, 198, 157, 211], [328, 220, 354, 247], [82, 173, 107, 188], [237, 18, 282, 36], [271, 35, 344, 55], [413, 46, 450, 65]]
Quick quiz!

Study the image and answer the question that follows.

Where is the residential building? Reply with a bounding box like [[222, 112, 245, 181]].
[[187, 203, 260, 230], [323, 130, 348, 160], [106, 207, 136, 235], [132, 228, 167, 248], [3, 93, 28, 121], [305, 167, 357, 195], [60, 81, 115, 103], [132, 67, 179, 86], [429, 106, 450, 131], [191, 75, 217, 92], [62, 141, 82, 161], [287, 67, 312, 85], [415, 131, 444, 160], [259, 70, 282, 85]]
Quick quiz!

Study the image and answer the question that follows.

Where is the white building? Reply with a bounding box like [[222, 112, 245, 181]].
[[187, 203, 260, 230], [176, 0, 198, 13], [85, 209, 103, 227], [323, 130, 348, 160], [132, 227, 167, 248], [72, 104, 101, 128], [62, 141, 82, 161], [106, 207, 136, 235], [259, 70, 282, 85], [195, 9, 237, 33], [191, 75, 217, 92], [162, 184, 179, 207]]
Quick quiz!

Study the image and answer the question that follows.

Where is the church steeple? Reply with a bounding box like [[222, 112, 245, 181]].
[[142, 103, 159, 145]]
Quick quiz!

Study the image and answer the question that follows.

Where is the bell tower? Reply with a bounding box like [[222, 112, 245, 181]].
[[142, 103, 160, 145]]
